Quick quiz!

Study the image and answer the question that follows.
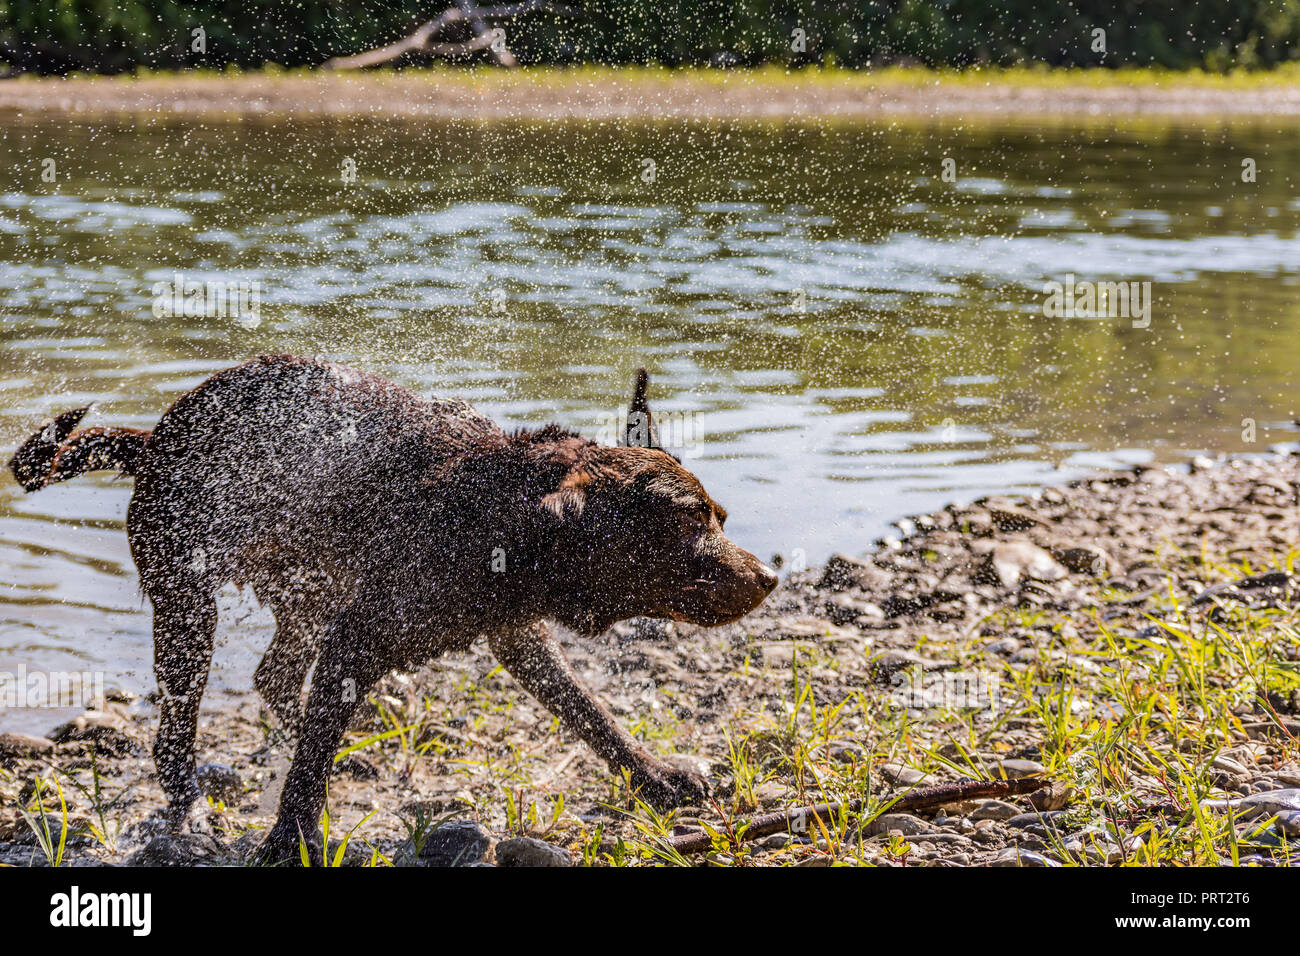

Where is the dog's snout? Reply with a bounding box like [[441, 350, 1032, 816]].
[[755, 562, 778, 594]]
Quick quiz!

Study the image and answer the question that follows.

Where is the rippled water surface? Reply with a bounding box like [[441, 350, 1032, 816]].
[[2, 115, 1299, 719]]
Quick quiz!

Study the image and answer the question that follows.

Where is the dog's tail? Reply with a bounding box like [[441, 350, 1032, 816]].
[[8, 407, 150, 492]]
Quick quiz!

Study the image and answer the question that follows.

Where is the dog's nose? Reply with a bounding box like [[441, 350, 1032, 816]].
[[755, 562, 778, 594]]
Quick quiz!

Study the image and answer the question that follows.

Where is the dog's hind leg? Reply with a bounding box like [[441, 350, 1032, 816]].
[[253, 607, 388, 865], [148, 587, 217, 830], [253, 592, 323, 738]]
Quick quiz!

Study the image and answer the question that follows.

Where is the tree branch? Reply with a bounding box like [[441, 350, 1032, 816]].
[[322, 1, 578, 71], [662, 776, 1047, 856]]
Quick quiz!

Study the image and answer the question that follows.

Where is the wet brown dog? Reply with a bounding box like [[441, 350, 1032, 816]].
[[9, 355, 776, 863]]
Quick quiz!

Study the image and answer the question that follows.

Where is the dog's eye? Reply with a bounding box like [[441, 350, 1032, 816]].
[[680, 509, 710, 534]]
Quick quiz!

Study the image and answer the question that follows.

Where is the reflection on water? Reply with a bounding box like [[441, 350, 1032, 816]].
[[1, 116, 1298, 717]]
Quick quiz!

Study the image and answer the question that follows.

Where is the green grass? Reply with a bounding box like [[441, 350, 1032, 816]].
[[600, 544, 1300, 866], [4, 539, 1297, 867]]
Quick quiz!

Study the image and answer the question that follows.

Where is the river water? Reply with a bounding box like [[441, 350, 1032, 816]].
[[1, 115, 1298, 724]]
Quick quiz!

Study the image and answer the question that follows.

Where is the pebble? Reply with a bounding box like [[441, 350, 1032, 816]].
[[986, 504, 1046, 533], [0, 843, 50, 866], [1028, 782, 1073, 812], [972, 541, 1067, 587], [1211, 754, 1249, 776], [970, 799, 1021, 822], [1052, 545, 1112, 575], [990, 847, 1059, 867], [495, 836, 572, 867], [335, 754, 380, 779], [878, 763, 926, 786], [632, 618, 676, 642], [1275, 765, 1300, 787], [414, 820, 495, 867], [1202, 788, 1300, 819], [865, 813, 929, 836], [870, 650, 953, 680], [1273, 812, 1300, 838], [921, 833, 973, 845], [46, 710, 139, 755], [819, 553, 877, 591], [1006, 811, 1064, 830], [1065, 832, 1143, 864], [998, 758, 1046, 778], [984, 638, 1021, 656]]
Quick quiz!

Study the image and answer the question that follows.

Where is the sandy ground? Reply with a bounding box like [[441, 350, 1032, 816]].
[[2, 69, 1300, 120], [3, 451, 1300, 866]]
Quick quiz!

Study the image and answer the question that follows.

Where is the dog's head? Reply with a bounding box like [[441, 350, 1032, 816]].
[[535, 371, 777, 635]]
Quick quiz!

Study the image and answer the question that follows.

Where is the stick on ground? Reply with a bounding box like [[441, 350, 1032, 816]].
[[663, 776, 1046, 855]]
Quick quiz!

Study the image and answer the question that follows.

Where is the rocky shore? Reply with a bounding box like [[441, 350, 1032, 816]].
[[3, 452, 1300, 866], [3, 69, 1300, 121]]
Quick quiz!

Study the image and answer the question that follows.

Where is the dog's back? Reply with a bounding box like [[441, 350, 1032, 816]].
[[126, 354, 504, 597]]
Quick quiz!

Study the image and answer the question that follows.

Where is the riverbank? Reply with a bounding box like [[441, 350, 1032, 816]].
[[2, 450, 1298, 866], [4, 65, 1300, 120]]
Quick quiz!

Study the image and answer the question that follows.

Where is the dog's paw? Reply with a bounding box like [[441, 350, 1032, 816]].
[[138, 790, 200, 838], [249, 824, 320, 867], [628, 759, 710, 810]]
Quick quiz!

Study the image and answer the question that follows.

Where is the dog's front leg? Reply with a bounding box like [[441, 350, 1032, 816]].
[[489, 622, 708, 809]]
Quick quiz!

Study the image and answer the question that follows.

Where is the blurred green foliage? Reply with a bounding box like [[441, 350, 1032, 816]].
[[2, 0, 1299, 73]]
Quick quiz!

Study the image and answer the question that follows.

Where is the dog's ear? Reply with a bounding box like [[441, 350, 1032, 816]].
[[624, 368, 662, 449], [540, 468, 590, 521]]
